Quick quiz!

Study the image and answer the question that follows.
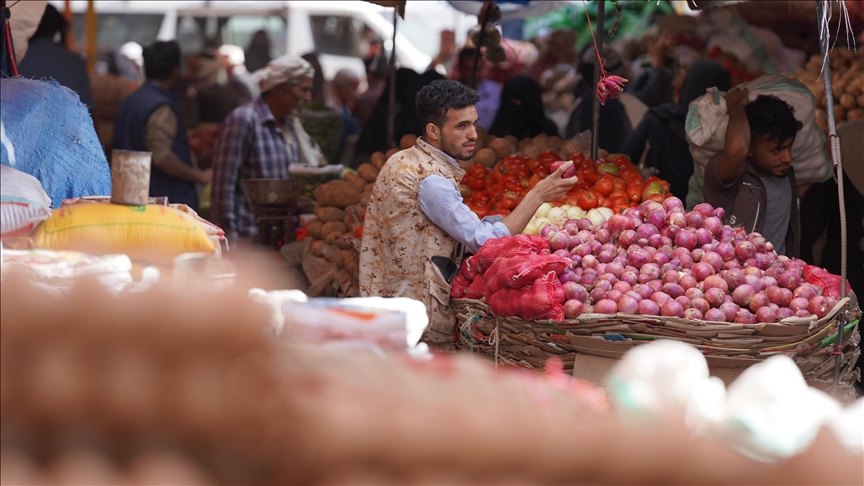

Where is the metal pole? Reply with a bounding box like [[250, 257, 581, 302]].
[[816, 0, 849, 393], [590, 1, 604, 160], [385, 7, 398, 150]]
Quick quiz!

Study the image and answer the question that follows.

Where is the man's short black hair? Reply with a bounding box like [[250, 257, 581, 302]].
[[745, 95, 803, 142], [143, 41, 181, 81], [416, 80, 480, 130]]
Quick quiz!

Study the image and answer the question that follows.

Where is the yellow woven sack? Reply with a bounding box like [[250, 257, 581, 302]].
[[31, 204, 216, 264]]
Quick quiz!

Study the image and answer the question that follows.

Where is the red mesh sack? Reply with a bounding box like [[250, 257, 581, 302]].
[[463, 235, 550, 279], [483, 254, 570, 301], [465, 275, 486, 300], [803, 265, 852, 299], [488, 271, 566, 322], [450, 274, 470, 298]]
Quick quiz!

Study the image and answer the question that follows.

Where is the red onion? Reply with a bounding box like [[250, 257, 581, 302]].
[[685, 288, 704, 300], [704, 288, 725, 308], [664, 283, 685, 299], [606, 290, 623, 303], [766, 286, 785, 306], [639, 262, 660, 279], [662, 196, 685, 212], [725, 269, 746, 289], [618, 295, 639, 314], [690, 298, 711, 314], [675, 295, 691, 308], [554, 249, 571, 260], [756, 307, 777, 323], [714, 207, 725, 218], [589, 240, 603, 255], [638, 299, 660, 316], [569, 255, 583, 268], [683, 308, 703, 320], [755, 252, 773, 269], [606, 215, 634, 236], [703, 275, 729, 294], [589, 287, 607, 303], [664, 212, 686, 228], [625, 290, 644, 302], [748, 292, 770, 312], [675, 229, 697, 250], [793, 286, 817, 301], [605, 262, 624, 279], [789, 298, 809, 313], [594, 299, 618, 314], [732, 284, 756, 306], [621, 271, 638, 286], [661, 300, 685, 317], [661, 262, 679, 276], [647, 233, 663, 249], [808, 296, 832, 319], [660, 236, 673, 247], [640, 200, 664, 215], [623, 208, 642, 220], [582, 254, 598, 268], [702, 252, 724, 272], [564, 300, 586, 319], [735, 309, 757, 324], [705, 308, 727, 322], [747, 234, 767, 250], [647, 280, 663, 293], [723, 295, 735, 304], [612, 281, 631, 294], [581, 273, 596, 288], [720, 302, 740, 321], [633, 284, 653, 300], [723, 261, 742, 271], [618, 230, 639, 249], [777, 270, 801, 290], [685, 211, 704, 229], [540, 225, 555, 238], [776, 307, 795, 320], [597, 250, 616, 264], [576, 218, 593, 231], [637, 238, 650, 247], [693, 262, 715, 281], [571, 274, 583, 284], [679, 275, 697, 291], [564, 282, 589, 302], [679, 253, 695, 269], [715, 241, 734, 261], [703, 216, 723, 236], [693, 203, 715, 218], [595, 228, 612, 244], [594, 280, 613, 293], [559, 269, 576, 284], [662, 269, 680, 284], [637, 223, 660, 240], [563, 219, 580, 235], [719, 227, 735, 242], [735, 241, 756, 261], [760, 276, 778, 289], [743, 266, 761, 277], [646, 210, 666, 229], [744, 274, 762, 292], [598, 272, 616, 283]]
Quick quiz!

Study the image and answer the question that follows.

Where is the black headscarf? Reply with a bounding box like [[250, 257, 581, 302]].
[[620, 59, 732, 199], [394, 70, 445, 141], [490, 75, 559, 139], [356, 68, 420, 154]]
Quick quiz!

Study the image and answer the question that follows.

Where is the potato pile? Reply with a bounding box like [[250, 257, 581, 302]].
[[792, 47, 864, 130], [465, 127, 602, 170]]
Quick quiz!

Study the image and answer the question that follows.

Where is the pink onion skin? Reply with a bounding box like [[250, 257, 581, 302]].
[[693, 262, 715, 281], [596, 263, 608, 275], [595, 228, 612, 244], [598, 250, 616, 263], [720, 302, 740, 321], [633, 284, 653, 300], [678, 253, 694, 270], [589, 240, 603, 255], [629, 248, 649, 269], [640, 200, 664, 215], [647, 280, 663, 293], [743, 266, 762, 277], [638, 299, 660, 316], [606, 214, 634, 235], [744, 274, 762, 292], [661, 300, 685, 317], [621, 271, 638, 286], [723, 261, 742, 271], [675, 230, 697, 251], [685, 288, 704, 300], [582, 254, 598, 268], [652, 292, 672, 307], [760, 276, 778, 289], [735, 309, 757, 324], [646, 211, 665, 229], [726, 269, 747, 290], [808, 296, 832, 319], [540, 225, 555, 238], [606, 262, 625, 279], [702, 252, 724, 272], [748, 292, 770, 312], [690, 298, 711, 314], [776, 307, 795, 320], [683, 308, 704, 320], [703, 275, 729, 293], [789, 298, 809, 313], [594, 299, 618, 314], [795, 310, 811, 318], [756, 307, 777, 323], [685, 211, 704, 229], [660, 236, 673, 247], [595, 279, 613, 292], [766, 286, 789, 307], [589, 288, 606, 303], [735, 241, 756, 261], [691, 248, 705, 263], [704, 288, 726, 308], [793, 285, 817, 300], [606, 290, 623, 303], [563, 300, 586, 319], [651, 252, 669, 266], [662, 270, 680, 284], [679, 275, 698, 291], [623, 208, 642, 221], [723, 295, 734, 304], [662, 196, 685, 213], [695, 228, 713, 246], [732, 284, 756, 306], [564, 282, 589, 302], [777, 270, 801, 290], [703, 216, 723, 236], [640, 263, 661, 281], [714, 207, 725, 219], [577, 218, 593, 231], [664, 283, 685, 299], [612, 281, 632, 294], [554, 249, 571, 261], [675, 295, 691, 308], [647, 233, 663, 249], [719, 227, 735, 242], [693, 203, 715, 218], [715, 241, 735, 262], [705, 308, 728, 322], [664, 211, 685, 228], [625, 290, 644, 303], [618, 295, 640, 314]]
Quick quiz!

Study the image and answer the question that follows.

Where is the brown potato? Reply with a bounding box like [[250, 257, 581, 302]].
[[314, 205, 346, 223], [503, 135, 518, 150], [459, 159, 474, 171], [546, 136, 563, 150], [473, 148, 497, 167], [488, 138, 512, 160], [307, 219, 324, 239], [840, 93, 857, 110], [521, 145, 542, 159], [313, 180, 361, 209], [325, 231, 351, 250], [475, 125, 487, 148], [399, 134, 418, 150], [359, 190, 371, 207], [343, 172, 367, 191], [357, 163, 380, 183], [322, 221, 348, 236], [371, 152, 387, 171], [847, 108, 864, 121], [518, 138, 532, 151], [364, 182, 375, 192], [858, 94, 864, 110], [834, 104, 846, 122], [310, 239, 324, 257], [385, 148, 399, 159]]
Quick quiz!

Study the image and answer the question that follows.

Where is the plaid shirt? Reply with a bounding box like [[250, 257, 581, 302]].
[[211, 97, 299, 238]]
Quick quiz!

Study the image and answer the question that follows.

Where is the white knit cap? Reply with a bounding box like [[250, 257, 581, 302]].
[[252, 54, 315, 94]]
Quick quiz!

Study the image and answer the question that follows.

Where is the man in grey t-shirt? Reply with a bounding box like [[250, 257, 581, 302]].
[[703, 90, 803, 257]]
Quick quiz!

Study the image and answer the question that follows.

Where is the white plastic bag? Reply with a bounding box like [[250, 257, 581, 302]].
[[684, 75, 833, 208]]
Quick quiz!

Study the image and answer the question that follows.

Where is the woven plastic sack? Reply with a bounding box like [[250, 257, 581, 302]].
[[803, 265, 852, 300], [0, 78, 111, 208], [465, 274, 486, 300], [1, 164, 52, 207], [463, 234, 549, 279], [0, 202, 52, 239], [450, 273, 470, 298], [31, 203, 215, 264], [483, 254, 570, 301], [684, 75, 832, 209], [488, 271, 566, 322]]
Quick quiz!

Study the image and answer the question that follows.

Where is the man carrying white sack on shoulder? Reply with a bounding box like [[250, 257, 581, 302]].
[[211, 54, 327, 240], [360, 80, 577, 352]]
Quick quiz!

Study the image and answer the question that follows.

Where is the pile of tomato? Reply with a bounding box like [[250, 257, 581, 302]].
[[460, 150, 671, 219]]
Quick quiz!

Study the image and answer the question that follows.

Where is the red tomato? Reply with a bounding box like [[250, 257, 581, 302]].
[[627, 185, 642, 202], [593, 178, 614, 197], [465, 175, 485, 190], [527, 158, 542, 172], [468, 164, 487, 177], [612, 178, 627, 193], [583, 170, 601, 184], [532, 168, 550, 178], [577, 191, 599, 210]]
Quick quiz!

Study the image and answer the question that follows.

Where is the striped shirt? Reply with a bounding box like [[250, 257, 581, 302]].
[[211, 97, 300, 238]]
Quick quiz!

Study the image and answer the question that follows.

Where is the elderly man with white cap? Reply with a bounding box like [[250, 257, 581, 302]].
[[211, 54, 326, 239]]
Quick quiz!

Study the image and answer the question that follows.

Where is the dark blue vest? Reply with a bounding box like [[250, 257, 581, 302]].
[[112, 81, 198, 209]]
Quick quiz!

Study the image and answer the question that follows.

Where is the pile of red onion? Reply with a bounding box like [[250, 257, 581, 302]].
[[542, 197, 837, 322]]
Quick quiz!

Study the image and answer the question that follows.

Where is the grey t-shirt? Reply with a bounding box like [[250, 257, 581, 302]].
[[758, 174, 791, 255]]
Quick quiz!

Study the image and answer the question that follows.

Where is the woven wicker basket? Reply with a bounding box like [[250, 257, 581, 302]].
[[453, 294, 861, 403]]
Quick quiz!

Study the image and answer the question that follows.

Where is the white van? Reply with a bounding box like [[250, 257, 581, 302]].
[[50, 1, 474, 83]]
